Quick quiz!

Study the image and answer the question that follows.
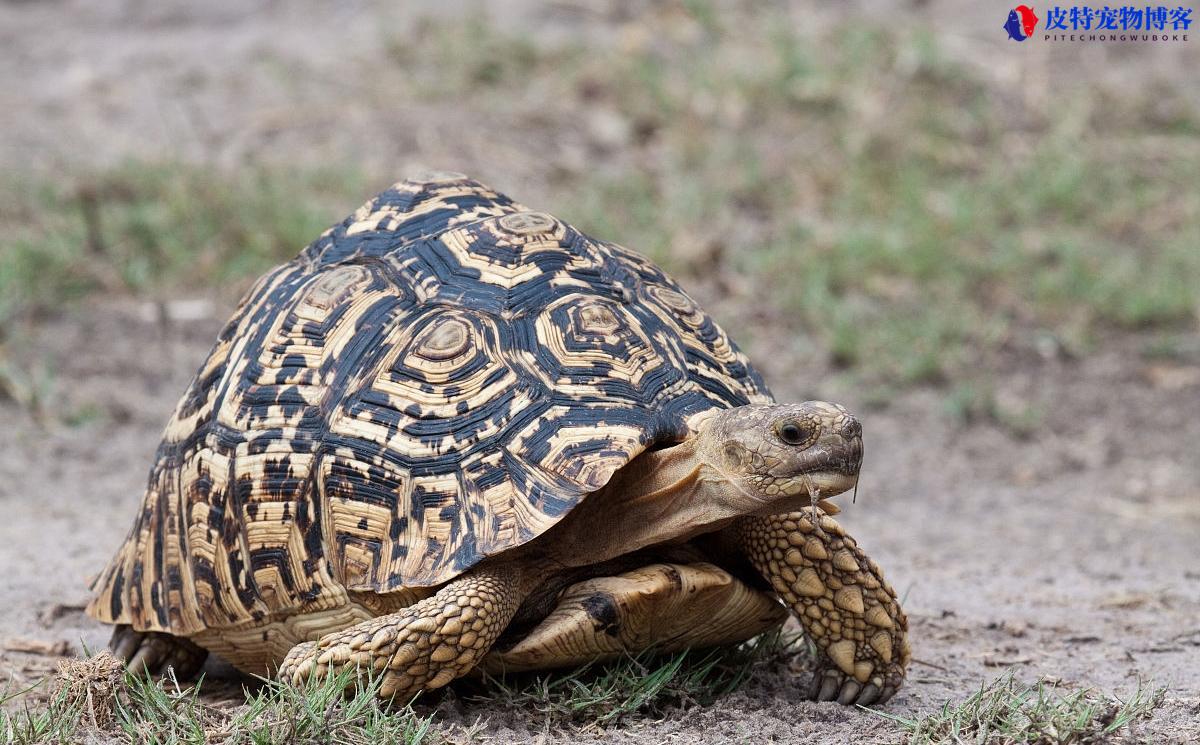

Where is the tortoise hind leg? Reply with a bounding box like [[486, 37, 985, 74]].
[[278, 564, 527, 701], [734, 510, 910, 705], [109, 624, 208, 680]]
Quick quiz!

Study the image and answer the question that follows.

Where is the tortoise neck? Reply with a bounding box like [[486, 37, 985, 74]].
[[604, 438, 706, 506], [543, 438, 745, 568]]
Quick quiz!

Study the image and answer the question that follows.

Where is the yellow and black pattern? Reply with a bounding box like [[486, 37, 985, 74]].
[[88, 174, 772, 636]]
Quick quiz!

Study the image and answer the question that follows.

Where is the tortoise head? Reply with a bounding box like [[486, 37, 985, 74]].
[[541, 401, 864, 569], [697, 402, 863, 511]]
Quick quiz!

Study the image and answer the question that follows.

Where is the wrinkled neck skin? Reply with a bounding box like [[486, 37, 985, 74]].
[[541, 437, 769, 569]]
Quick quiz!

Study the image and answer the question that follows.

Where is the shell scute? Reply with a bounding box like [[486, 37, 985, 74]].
[[88, 177, 771, 634]]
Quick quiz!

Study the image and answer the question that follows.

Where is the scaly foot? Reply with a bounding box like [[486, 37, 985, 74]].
[[736, 510, 909, 705], [278, 565, 524, 700]]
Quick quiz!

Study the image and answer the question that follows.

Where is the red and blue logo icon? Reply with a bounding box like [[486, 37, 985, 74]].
[[1004, 5, 1041, 40]]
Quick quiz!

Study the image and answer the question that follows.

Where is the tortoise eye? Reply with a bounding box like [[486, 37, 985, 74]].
[[776, 420, 810, 446]]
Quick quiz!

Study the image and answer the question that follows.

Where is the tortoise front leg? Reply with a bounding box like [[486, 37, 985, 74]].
[[735, 510, 909, 705], [278, 564, 526, 701]]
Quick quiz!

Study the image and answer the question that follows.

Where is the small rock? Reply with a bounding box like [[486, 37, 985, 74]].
[[586, 108, 631, 149], [39, 602, 87, 627], [1142, 363, 1200, 391], [4, 637, 74, 656]]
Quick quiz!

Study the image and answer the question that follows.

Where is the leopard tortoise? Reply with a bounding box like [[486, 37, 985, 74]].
[[87, 173, 909, 706]]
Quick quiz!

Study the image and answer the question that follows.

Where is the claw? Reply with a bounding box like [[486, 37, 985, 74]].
[[280, 641, 316, 682], [817, 673, 841, 701], [426, 668, 456, 689], [837, 680, 861, 705], [126, 644, 157, 675], [293, 658, 315, 684], [110, 626, 142, 662], [856, 683, 881, 707], [806, 670, 823, 699]]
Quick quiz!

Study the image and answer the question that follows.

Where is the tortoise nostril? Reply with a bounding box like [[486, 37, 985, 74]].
[[840, 418, 862, 439]]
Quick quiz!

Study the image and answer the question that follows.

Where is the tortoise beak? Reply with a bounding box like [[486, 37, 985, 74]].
[[798, 470, 859, 498], [826, 433, 864, 479], [781, 433, 863, 499], [804, 433, 863, 478]]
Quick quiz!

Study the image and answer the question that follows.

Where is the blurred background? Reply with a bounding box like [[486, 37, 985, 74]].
[[4, 0, 1200, 389], [1, 0, 1197, 741]]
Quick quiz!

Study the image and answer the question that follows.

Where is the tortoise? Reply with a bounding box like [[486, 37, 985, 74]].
[[87, 173, 909, 706]]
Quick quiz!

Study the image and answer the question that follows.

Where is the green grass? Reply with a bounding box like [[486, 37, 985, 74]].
[[4, 647, 1167, 742], [0, 639, 791, 743], [473, 631, 795, 726], [0, 162, 361, 329], [0, 681, 80, 744], [1, 654, 439, 744], [873, 673, 1165, 745]]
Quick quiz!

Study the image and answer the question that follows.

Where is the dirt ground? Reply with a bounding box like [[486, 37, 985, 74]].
[[4, 299, 1199, 743], [2, 1, 1199, 743]]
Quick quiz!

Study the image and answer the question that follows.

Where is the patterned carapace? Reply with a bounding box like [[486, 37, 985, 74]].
[[88, 174, 772, 636]]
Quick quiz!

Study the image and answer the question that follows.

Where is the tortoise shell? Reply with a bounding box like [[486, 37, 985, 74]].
[[88, 174, 773, 635]]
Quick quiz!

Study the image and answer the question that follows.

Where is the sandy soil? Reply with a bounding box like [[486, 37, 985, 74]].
[[1, 1, 1198, 742]]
